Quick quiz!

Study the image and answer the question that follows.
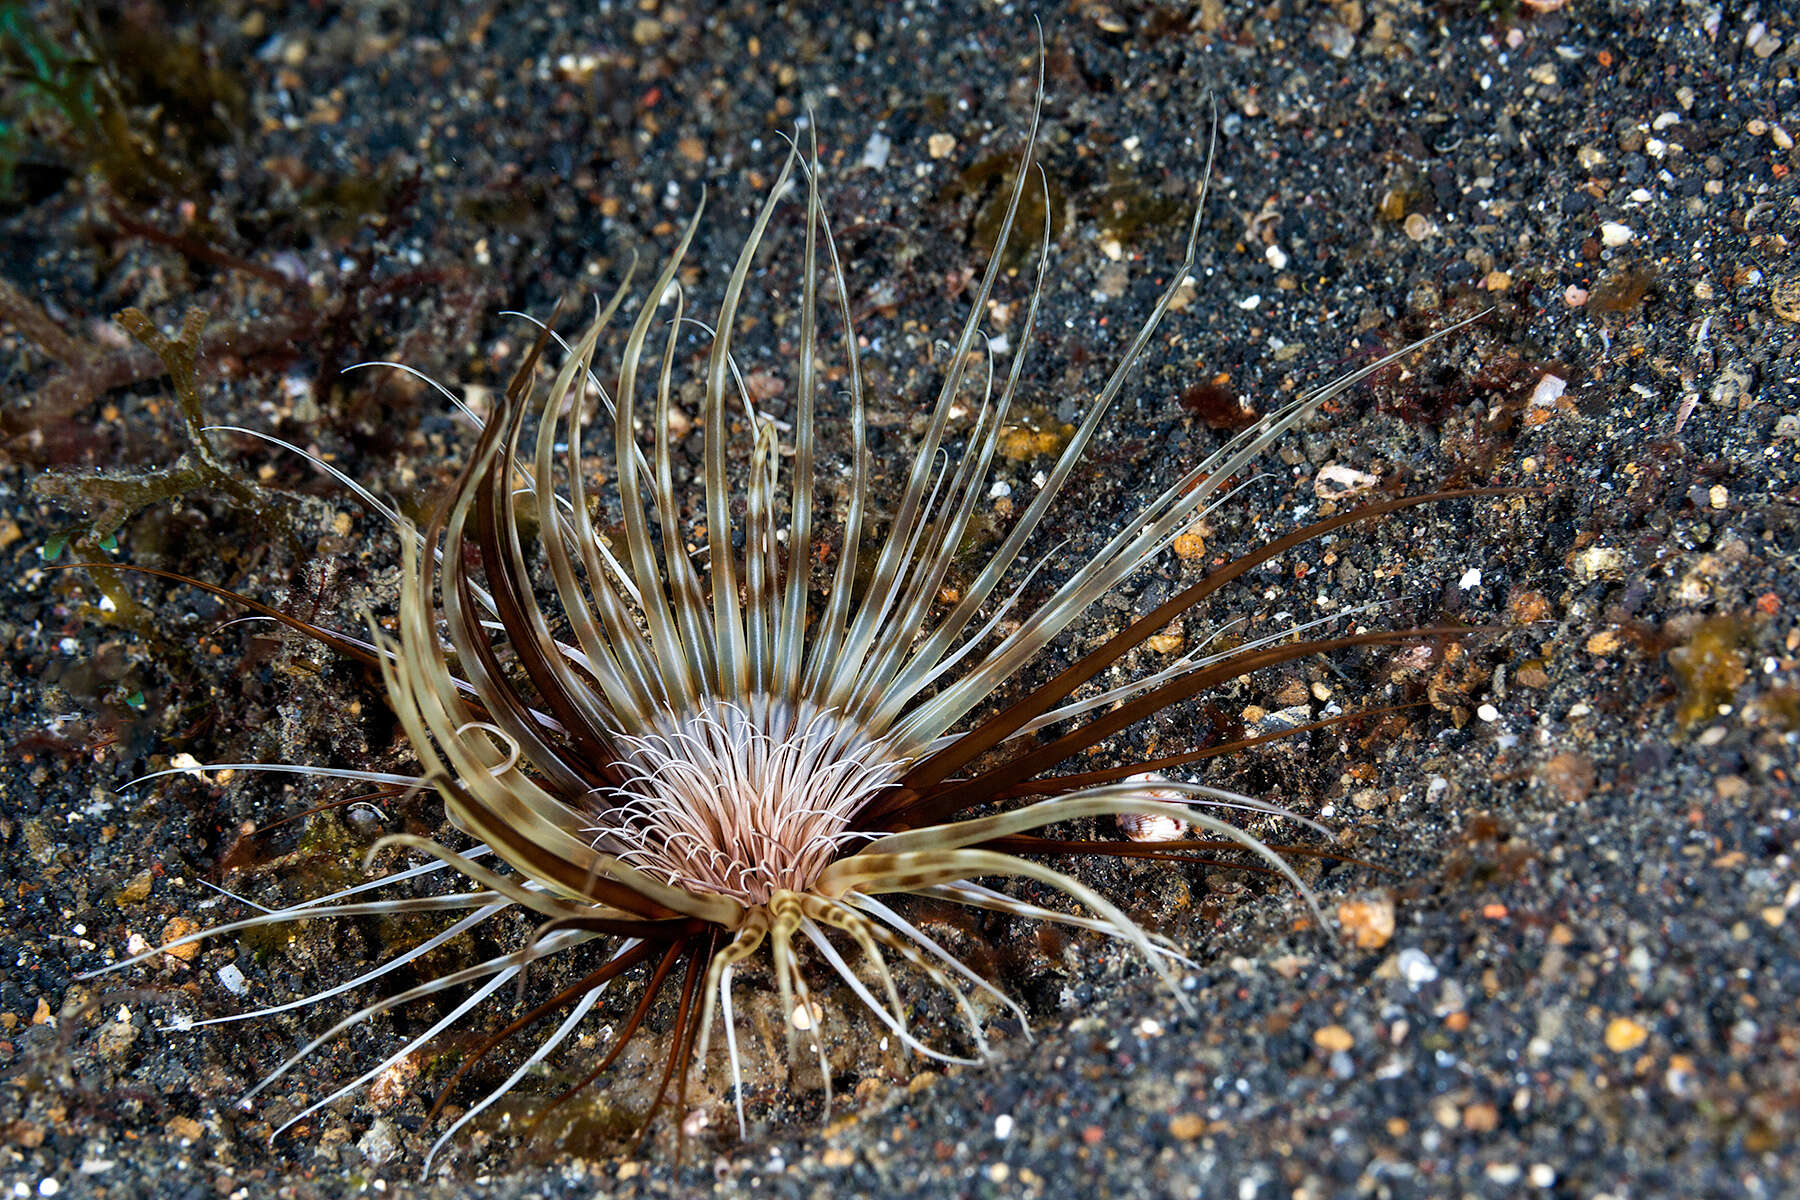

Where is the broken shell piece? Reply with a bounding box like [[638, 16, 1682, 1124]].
[[1313, 462, 1379, 499], [789, 999, 824, 1030], [1528, 373, 1567, 408], [1117, 772, 1190, 843]]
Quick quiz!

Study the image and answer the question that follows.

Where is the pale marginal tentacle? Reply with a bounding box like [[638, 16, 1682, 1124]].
[[279, 843, 495, 912], [268, 968, 520, 1142], [365, 834, 588, 921], [850, 171, 1057, 719], [649, 287, 721, 694], [819, 64, 1046, 714], [204, 425, 408, 538], [895, 312, 1490, 747], [860, 790, 1325, 927], [923, 881, 1191, 963], [775, 122, 825, 707], [191, 876, 276, 915], [424, 983, 603, 1172], [343, 359, 490, 432], [804, 893, 993, 1060], [845, 892, 1033, 1034], [796, 917, 984, 1066], [607, 206, 709, 710], [182, 898, 509, 1028], [693, 911, 770, 1136], [247, 928, 591, 1110], [81, 891, 503, 980], [706, 145, 801, 695], [119, 762, 426, 793], [819, 845, 1192, 1009], [797, 172, 873, 703], [720, 964, 750, 1135], [797, 894, 916, 1056], [422, 938, 642, 1172]]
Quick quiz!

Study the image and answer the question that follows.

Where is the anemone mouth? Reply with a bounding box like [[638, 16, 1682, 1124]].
[[591, 698, 905, 907]]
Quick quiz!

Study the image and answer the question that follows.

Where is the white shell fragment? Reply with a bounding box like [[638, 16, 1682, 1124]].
[[216, 963, 248, 996], [1314, 463, 1380, 499], [1528, 373, 1567, 408]]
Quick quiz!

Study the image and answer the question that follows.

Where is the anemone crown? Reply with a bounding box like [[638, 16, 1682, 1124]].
[[90, 74, 1489, 1170]]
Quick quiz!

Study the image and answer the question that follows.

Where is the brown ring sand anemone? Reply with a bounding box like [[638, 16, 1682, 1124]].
[[82, 64, 1505, 1171]]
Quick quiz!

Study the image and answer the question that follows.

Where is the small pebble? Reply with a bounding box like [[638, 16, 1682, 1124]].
[[1600, 222, 1633, 247], [1313, 1024, 1354, 1052], [859, 131, 892, 171], [1172, 528, 1206, 559], [1605, 1016, 1649, 1052], [1529, 374, 1567, 407], [1772, 277, 1800, 323], [1573, 545, 1624, 583], [1339, 896, 1396, 949], [358, 1118, 401, 1165], [217, 963, 248, 996], [1397, 948, 1438, 984]]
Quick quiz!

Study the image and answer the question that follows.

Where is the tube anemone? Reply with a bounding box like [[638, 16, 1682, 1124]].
[[86, 78, 1499, 1170]]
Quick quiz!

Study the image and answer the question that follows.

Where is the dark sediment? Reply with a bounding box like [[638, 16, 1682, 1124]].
[[2, 1, 1796, 1197]]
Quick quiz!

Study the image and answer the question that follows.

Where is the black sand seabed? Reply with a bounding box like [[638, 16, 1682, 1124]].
[[2, 1, 1797, 1197]]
